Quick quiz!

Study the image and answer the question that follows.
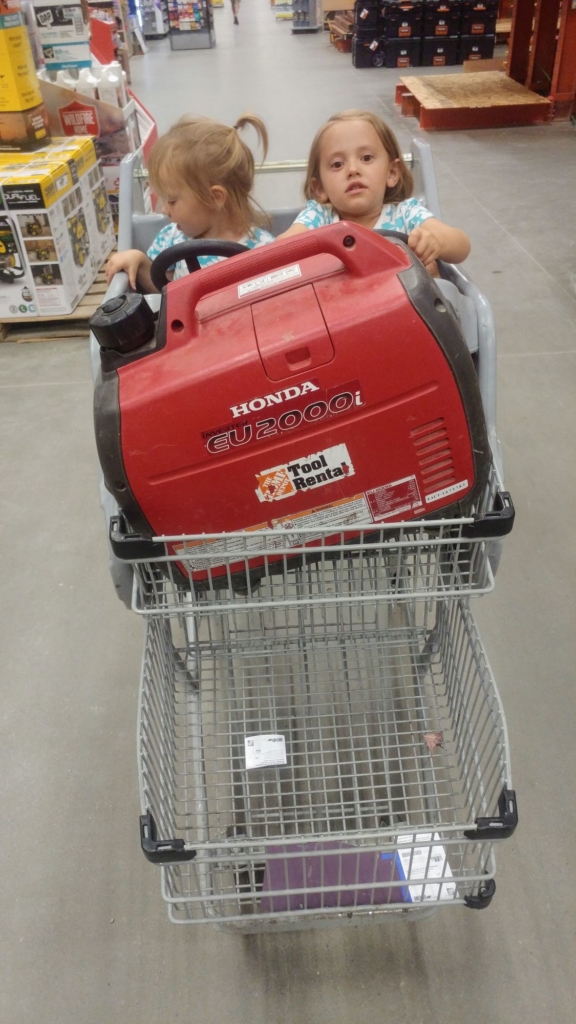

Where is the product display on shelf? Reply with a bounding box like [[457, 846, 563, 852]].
[[88, 0, 133, 76], [0, 135, 114, 317], [350, 1, 496, 70], [271, 0, 292, 20], [167, 0, 215, 49], [0, 0, 51, 151], [32, 0, 92, 70], [20, 0, 44, 67], [327, 10, 354, 52], [292, 0, 320, 32], [38, 66, 157, 230], [139, 0, 168, 38]]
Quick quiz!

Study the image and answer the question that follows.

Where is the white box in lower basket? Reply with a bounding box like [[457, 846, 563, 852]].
[[395, 833, 458, 903], [0, 159, 95, 317]]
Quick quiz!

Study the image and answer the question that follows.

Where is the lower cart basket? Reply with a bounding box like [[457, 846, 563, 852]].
[[137, 571, 516, 929]]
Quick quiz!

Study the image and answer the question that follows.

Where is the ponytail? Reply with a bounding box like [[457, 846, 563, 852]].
[[233, 113, 269, 163]]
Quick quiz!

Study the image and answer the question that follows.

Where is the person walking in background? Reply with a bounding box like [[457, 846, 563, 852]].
[[231, 0, 240, 25]]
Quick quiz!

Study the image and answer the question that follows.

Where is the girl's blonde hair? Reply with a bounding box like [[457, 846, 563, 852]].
[[148, 113, 270, 233], [304, 109, 413, 206]]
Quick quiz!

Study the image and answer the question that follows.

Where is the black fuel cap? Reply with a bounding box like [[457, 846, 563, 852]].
[[89, 293, 156, 354]]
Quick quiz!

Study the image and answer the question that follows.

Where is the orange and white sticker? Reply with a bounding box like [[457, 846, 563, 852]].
[[255, 443, 355, 503], [272, 494, 370, 534], [255, 467, 295, 503]]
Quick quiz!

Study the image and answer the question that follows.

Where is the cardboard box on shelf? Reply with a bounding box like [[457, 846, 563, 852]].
[[46, 137, 115, 263], [39, 79, 157, 229], [0, 15, 51, 152], [1, 137, 115, 265], [0, 0, 22, 15], [0, 141, 114, 317], [32, 0, 91, 69]]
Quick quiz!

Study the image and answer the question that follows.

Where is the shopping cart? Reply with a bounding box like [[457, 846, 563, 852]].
[[91, 143, 517, 930]]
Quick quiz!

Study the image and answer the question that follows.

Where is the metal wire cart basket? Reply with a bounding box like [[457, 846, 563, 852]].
[[113, 497, 517, 930], [95, 144, 517, 931]]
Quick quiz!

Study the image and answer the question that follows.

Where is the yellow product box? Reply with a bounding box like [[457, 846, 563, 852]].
[[25, 159, 75, 203], [0, 22, 43, 112], [0, 157, 97, 317], [0, 142, 113, 316], [47, 136, 97, 179], [42, 138, 113, 265], [0, 16, 50, 152], [0, 164, 59, 206], [2, 137, 98, 177]]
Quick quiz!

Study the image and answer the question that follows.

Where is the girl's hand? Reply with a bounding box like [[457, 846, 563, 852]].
[[407, 225, 441, 268], [106, 249, 151, 289], [408, 218, 471, 266]]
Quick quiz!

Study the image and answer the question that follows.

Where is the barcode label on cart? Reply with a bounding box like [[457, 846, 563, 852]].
[[395, 833, 457, 903], [245, 734, 287, 770], [238, 264, 301, 297]]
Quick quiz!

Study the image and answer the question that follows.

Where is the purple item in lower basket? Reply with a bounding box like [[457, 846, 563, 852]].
[[260, 841, 406, 913]]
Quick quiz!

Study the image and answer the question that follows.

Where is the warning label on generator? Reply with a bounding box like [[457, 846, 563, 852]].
[[272, 494, 370, 535], [255, 443, 355, 503], [366, 475, 423, 521], [172, 523, 269, 571], [238, 263, 301, 297]]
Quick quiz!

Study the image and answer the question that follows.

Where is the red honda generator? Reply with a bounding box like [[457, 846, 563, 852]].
[[92, 222, 492, 587]]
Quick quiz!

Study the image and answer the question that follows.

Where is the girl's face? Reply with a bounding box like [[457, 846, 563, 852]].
[[314, 120, 400, 225], [161, 184, 215, 239]]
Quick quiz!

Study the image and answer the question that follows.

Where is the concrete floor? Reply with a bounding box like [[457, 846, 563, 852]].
[[1, 6, 576, 1023]]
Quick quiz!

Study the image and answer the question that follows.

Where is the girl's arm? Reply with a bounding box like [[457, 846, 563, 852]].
[[407, 218, 470, 267], [106, 249, 157, 292], [276, 222, 310, 240]]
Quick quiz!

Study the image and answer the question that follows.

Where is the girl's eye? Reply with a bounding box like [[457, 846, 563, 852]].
[[331, 161, 343, 170], [361, 154, 374, 163]]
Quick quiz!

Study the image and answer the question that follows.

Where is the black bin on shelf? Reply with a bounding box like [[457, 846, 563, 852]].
[[460, 0, 498, 36], [354, 1, 383, 31], [352, 32, 386, 67], [381, 1, 423, 38], [423, 0, 462, 37], [459, 33, 495, 60], [422, 35, 458, 65], [383, 36, 422, 66]]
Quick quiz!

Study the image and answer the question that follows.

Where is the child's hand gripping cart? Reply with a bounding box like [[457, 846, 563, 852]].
[[91, 172, 517, 930]]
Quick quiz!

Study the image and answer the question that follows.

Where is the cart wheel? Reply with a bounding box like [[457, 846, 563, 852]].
[[372, 52, 385, 68]]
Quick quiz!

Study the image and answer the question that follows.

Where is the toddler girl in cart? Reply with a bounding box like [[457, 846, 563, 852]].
[[106, 113, 274, 292], [280, 109, 470, 273]]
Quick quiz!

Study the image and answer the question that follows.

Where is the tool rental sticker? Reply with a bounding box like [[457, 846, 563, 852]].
[[255, 443, 354, 503]]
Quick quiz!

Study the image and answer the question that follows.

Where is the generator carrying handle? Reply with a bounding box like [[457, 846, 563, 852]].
[[168, 221, 411, 319]]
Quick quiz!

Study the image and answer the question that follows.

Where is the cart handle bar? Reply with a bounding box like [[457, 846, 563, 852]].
[[133, 154, 415, 180], [110, 493, 514, 562]]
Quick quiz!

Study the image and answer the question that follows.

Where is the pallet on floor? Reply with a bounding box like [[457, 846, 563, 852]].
[[496, 17, 512, 42], [0, 267, 108, 343], [395, 71, 552, 130]]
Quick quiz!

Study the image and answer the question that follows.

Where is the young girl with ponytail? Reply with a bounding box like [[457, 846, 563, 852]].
[[106, 113, 274, 292]]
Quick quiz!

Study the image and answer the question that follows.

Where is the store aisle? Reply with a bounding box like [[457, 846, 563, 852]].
[[1, 7, 576, 1024]]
